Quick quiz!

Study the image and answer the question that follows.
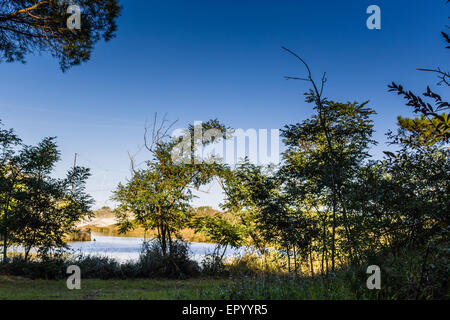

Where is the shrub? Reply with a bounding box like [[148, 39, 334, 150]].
[[201, 253, 227, 276], [139, 240, 200, 279], [71, 255, 121, 280], [0, 256, 66, 280]]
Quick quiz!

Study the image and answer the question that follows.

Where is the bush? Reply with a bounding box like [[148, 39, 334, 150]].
[[71, 255, 121, 279], [201, 253, 227, 276], [0, 256, 66, 280], [139, 240, 200, 279], [358, 245, 450, 299]]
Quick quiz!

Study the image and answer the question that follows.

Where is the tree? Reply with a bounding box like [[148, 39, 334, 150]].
[[341, 4, 450, 296], [113, 117, 228, 257], [219, 159, 275, 258], [0, 121, 93, 261], [0, 0, 122, 71], [282, 47, 376, 270], [191, 214, 244, 261], [14, 138, 93, 260], [0, 120, 21, 261]]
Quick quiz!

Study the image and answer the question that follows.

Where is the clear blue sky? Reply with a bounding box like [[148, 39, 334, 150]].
[[0, 0, 448, 209]]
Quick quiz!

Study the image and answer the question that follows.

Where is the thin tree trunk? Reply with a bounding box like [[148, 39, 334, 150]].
[[331, 198, 336, 272], [286, 245, 291, 273], [160, 223, 167, 256], [309, 244, 314, 276], [24, 246, 31, 261], [167, 228, 173, 255], [321, 216, 326, 275], [2, 227, 7, 262], [2, 191, 13, 262], [336, 190, 357, 264], [220, 244, 228, 261], [293, 245, 297, 275], [316, 103, 338, 273], [2, 209, 7, 262], [325, 223, 329, 276], [281, 47, 339, 272]]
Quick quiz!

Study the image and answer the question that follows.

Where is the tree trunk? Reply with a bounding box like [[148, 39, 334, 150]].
[[24, 246, 31, 261], [160, 223, 168, 256], [325, 225, 329, 276], [2, 192, 13, 263], [331, 198, 336, 272], [336, 189, 358, 264], [167, 228, 173, 255], [309, 245, 314, 276], [286, 245, 291, 273], [321, 216, 326, 276], [293, 245, 297, 275], [2, 226, 7, 262]]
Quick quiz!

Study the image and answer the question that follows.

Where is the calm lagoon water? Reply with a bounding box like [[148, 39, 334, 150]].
[[67, 234, 247, 263]]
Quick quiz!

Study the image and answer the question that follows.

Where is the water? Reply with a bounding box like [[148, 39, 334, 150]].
[[67, 234, 247, 263]]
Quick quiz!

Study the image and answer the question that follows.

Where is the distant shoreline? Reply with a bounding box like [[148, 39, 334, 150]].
[[75, 215, 212, 244]]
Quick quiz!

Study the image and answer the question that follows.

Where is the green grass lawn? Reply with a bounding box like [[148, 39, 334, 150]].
[[0, 274, 365, 300], [0, 276, 232, 300]]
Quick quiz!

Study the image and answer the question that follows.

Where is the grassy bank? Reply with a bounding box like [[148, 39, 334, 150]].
[[0, 273, 383, 300], [0, 276, 232, 300], [1, 260, 446, 300]]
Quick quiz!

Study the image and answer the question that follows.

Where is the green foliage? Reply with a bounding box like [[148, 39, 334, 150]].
[[220, 160, 276, 256], [388, 7, 449, 144], [1, 4, 449, 301], [273, 97, 377, 270], [139, 240, 200, 279], [0, 120, 93, 262], [113, 119, 228, 257], [0, 0, 122, 71], [192, 214, 244, 254], [191, 213, 246, 275], [389, 84, 449, 144], [397, 114, 449, 146]]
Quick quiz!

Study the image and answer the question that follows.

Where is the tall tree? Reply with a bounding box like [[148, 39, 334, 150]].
[[282, 47, 376, 270], [0, 121, 93, 261], [219, 160, 275, 258], [0, 120, 21, 261], [13, 137, 93, 260], [113, 118, 228, 257]]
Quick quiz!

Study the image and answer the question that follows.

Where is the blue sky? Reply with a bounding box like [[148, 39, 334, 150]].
[[0, 0, 448, 209]]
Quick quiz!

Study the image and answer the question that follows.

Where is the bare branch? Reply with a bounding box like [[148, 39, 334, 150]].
[[0, 1, 49, 22], [417, 67, 450, 87], [284, 76, 310, 81], [143, 113, 178, 153], [320, 72, 327, 97], [282, 46, 324, 99], [281, 46, 312, 79]]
